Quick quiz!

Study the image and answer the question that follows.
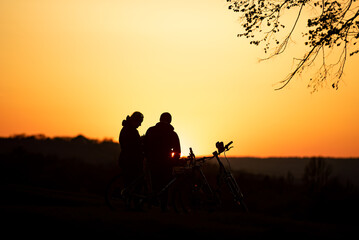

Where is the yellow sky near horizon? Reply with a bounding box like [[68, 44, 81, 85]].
[[1, 0, 359, 157]]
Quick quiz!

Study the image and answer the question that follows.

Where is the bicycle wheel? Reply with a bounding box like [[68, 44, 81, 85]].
[[105, 174, 127, 211], [188, 168, 220, 212], [168, 175, 193, 213], [224, 175, 249, 212]]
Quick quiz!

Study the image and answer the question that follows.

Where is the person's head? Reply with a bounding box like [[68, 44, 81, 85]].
[[130, 111, 144, 128], [160, 112, 172, 124]]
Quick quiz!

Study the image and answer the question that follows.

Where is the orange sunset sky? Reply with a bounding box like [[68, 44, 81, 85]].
[[1, 0, 359, 157]]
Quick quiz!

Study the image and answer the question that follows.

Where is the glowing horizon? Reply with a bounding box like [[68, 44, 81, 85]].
[[1, 0, 359, 158]]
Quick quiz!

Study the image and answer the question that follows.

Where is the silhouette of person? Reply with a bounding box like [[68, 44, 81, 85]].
[[118, 111, 144, 190], [144, 112, 181, 211]]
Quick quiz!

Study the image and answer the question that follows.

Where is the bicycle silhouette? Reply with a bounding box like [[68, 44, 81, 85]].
[[105, 141, 248, 213]]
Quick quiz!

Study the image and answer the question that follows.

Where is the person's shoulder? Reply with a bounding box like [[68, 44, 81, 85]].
[[148, 125, 156, 130], [145, 126, 155, 134], [120, 125, 129, 133]]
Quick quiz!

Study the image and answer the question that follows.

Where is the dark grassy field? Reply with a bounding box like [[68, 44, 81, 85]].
[[1, 135, 358, 238], [1, 184, 356, 239]]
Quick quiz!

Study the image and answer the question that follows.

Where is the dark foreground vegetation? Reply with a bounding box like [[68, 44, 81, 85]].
[[1, 134, 358, 238]]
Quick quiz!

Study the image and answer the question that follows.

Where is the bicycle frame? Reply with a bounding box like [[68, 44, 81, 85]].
[[186, 141, 248, 212], [212, 141, 248, 212], [106, 141, 248, 212], [188, 148, 214, 196]]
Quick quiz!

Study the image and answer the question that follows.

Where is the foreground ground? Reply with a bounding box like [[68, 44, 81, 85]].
[[1, 184, 356, 239]]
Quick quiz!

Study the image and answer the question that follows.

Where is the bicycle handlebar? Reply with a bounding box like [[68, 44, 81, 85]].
[[225, 141, 233, 150], [215, 141, 233, 155], [188, 140, 234, 162]]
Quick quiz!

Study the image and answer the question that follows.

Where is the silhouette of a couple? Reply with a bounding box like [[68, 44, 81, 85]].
[[118, 111, 181, 211]]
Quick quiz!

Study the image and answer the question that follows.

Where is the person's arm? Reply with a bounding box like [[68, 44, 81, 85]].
[[172, 132, 181, 158]]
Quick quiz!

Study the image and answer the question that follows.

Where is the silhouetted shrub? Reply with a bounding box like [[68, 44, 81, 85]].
[[303, 157, 332, 193]]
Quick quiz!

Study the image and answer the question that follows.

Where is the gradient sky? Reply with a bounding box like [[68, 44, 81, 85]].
[[1, 0, 359, 157]]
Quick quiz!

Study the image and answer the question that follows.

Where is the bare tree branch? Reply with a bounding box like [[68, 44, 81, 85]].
[[226, 0, 359, 91]]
